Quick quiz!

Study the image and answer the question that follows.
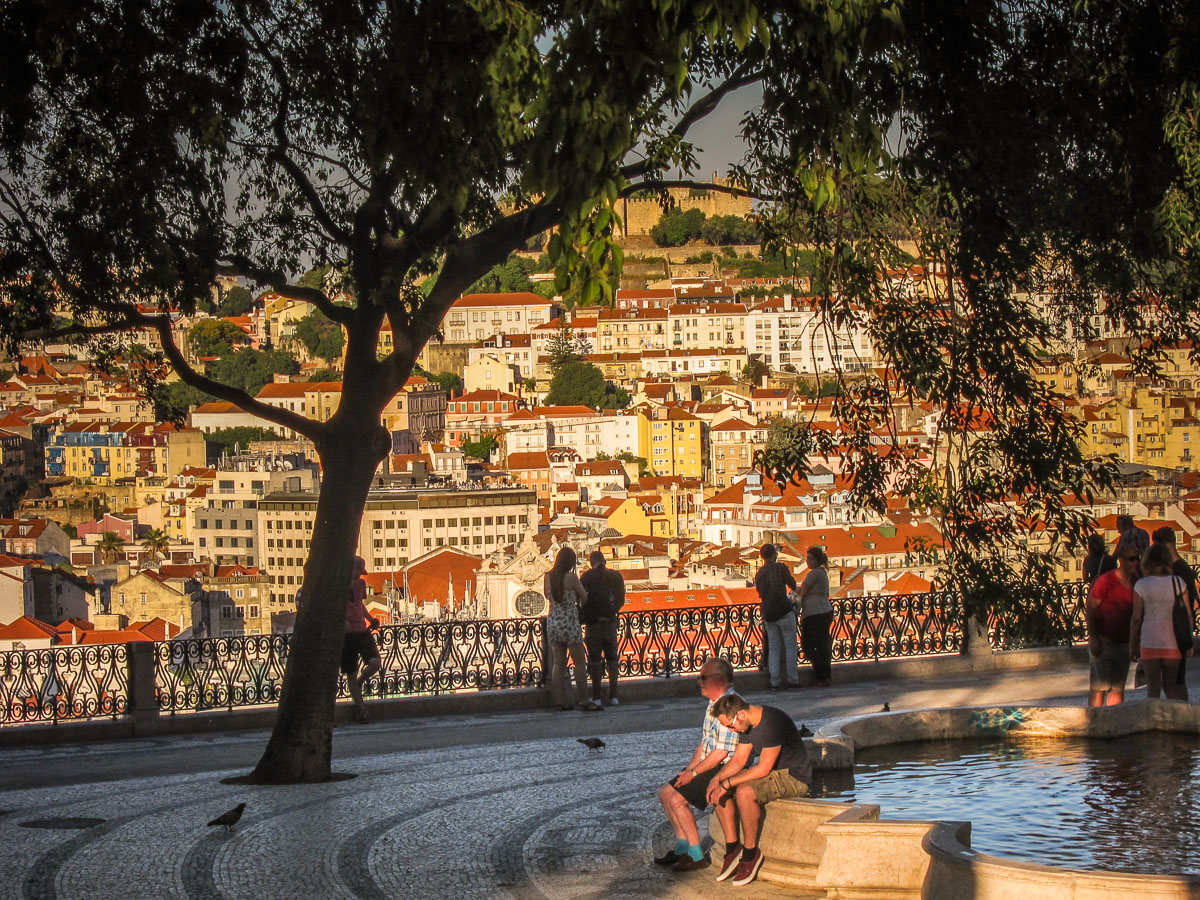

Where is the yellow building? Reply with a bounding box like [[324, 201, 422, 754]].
[[637, 406, 704, 479]]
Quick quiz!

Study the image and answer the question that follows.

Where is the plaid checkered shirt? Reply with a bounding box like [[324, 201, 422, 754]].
[[701, 688, 741, 758]]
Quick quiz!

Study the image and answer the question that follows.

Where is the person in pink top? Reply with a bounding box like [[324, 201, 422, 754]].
[[1131, 542, 1191, 700], [343, 556, 381, 724], [1086, 529, 1147, 707]]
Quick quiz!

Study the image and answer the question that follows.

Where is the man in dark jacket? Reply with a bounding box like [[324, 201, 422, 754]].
[[580, 550, 626, 706]]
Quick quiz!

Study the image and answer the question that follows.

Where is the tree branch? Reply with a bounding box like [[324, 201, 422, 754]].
[[622, 68, 763, 181], [237, 9, 353, 248], [404, 203, 562, 359], [215, 256, 353, 325], [151, 316, 325, 442]]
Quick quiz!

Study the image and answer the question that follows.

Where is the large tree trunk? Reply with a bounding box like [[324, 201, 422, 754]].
[[247, 418, 390, 783]]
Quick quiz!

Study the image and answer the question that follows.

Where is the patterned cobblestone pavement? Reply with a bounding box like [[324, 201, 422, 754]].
[[0, 664, 1122, 899]]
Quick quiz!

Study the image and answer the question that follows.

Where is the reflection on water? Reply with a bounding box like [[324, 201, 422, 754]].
[[809, 731, 1200, 875]]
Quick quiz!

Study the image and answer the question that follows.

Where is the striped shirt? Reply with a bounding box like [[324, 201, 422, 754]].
[[701, 688, 741, 758]]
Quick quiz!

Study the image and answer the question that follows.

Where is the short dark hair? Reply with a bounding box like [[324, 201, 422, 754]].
[[712, 693, 749, 720], [589, 550, 606, 568], [760, 543, 778, 562], [1116, 514, 1134, 531], [703, 657, 734, 687], [1153, 526, 1177, 547]]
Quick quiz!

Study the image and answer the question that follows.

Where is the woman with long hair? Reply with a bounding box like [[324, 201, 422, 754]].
[[795, 546, 834, 687], [1131, 542, 1190, 700], [544, 547, 601, 711]]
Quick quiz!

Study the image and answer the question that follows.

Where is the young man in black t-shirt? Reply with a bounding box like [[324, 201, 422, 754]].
[[705, 694, 811, 886]]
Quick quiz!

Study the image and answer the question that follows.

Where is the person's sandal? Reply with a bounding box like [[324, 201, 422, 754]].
[[578, 701, 602, 712]]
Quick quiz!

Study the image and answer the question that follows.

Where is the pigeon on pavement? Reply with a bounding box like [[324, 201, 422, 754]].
[[577, 737, 606, 753], [799, 724, 814, 738], [881, 702, 891, 712], [207, 803, 246, 832]]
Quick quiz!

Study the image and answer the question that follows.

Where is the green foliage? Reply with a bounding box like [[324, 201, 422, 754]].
[[415, 368, 461, 397], [461, 433, 497, 461], [546, 361, 628, 410], [741, 359, 769, 384], [153, 379, 215, 424], [205, 427, 282, 458], [651, 210, 759, 248], [296, 265, 332, 291], [189, 319, 250, 359], [546, 321, 592, 374], [598, 450, 648, 470], [214, 285, 253, 317], [294, 309, 344, 362], [466, 254, 547, 295], [140, 527, 170, 560], [209, 348, 299, 396], [650, 208, 707, 246], [308, 367, 342, 383]]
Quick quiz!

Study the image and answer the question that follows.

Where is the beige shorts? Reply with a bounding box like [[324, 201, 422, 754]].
[[749, 769, 810, 805]]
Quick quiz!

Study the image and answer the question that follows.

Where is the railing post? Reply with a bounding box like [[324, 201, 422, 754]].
[[539, 616, 550, 690], [127, 642, 159, 725]]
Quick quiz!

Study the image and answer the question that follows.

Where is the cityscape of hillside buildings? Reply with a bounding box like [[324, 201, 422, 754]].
[[1, 259, 1198, 653]]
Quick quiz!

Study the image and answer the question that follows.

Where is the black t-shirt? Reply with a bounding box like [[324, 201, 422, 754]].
[[740, 705, 811, 784], [755, 562, 797, 623], [579, 567, 625, 623]]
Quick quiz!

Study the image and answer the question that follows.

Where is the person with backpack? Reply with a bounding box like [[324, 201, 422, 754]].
[[754, 544, 799, 690], [581, 550, 626, 707]]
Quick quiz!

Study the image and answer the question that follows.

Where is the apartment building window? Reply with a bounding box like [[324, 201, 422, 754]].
[[221, 605, 232, 619]]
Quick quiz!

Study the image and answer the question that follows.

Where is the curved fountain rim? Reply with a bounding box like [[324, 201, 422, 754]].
[[813, 698, 1200, 888]]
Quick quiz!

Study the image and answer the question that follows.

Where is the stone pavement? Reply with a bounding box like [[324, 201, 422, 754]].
[[0, 661, 1172, 900]]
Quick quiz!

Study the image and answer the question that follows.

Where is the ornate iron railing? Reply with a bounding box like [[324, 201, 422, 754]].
[[369, 617, 544, 697], [0, 643, 128, 724], [155, 635, 289, 713], [1, 582, 1106, 725]]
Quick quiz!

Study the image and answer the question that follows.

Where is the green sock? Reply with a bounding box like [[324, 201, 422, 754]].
[[687, 844, 704, 861], [674, 838, 688, 855]]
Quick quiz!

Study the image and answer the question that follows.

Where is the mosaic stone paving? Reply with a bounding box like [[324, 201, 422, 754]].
[[0, 724, 814, 900]]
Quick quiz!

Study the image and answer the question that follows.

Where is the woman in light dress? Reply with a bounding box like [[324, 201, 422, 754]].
[[1131, 542, 1189, 700], [544, 547, 601, 712]]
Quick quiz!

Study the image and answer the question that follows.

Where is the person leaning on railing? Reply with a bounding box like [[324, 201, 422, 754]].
[[544, 547, 600, 712], [794, 546, 834, 687], [754, 544, 799, 690]]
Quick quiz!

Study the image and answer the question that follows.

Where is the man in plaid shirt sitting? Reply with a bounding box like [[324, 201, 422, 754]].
[[653, 656, 741, 872]]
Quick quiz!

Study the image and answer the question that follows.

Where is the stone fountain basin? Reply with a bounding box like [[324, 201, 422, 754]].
[[708, 700, 1200, 899]]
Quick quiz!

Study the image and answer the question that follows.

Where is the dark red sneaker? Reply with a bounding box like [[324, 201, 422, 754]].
[[731, 847, 764, 886], [653, 850, 684, 866], [714, 842, 743, 882]]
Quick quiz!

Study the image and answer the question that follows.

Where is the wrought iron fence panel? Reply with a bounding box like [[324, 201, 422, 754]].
[[828, 590, 963, 662], [618, 605, 763, 678], [0, 644, 127, 725], [155, 635, 289, 714], [370, 617, 544, 697]]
